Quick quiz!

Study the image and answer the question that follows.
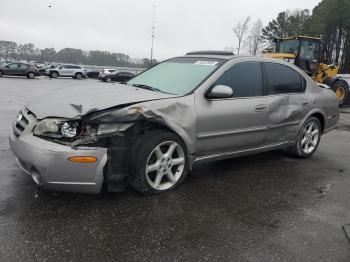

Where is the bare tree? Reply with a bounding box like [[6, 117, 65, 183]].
[[247, 19, 263, 55], [233, 16, 251, 54]]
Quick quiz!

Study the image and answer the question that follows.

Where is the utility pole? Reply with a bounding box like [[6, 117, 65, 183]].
[[150, 5, 156, 67]]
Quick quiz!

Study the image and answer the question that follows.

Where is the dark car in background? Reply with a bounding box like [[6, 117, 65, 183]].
[[87, 69, 102, 78], [97, 68, 117, 80], [0, 62, 40, 79], [100, 71, 135, 82]]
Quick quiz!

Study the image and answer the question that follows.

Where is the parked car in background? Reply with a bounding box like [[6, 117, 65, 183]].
[[100, 71, 135, 82], [0, 62, 40, 78], [47, 64, 87, 79], [0, 61, 9, 67], [32, 63, 47, 76], [98, 68, 117, 80], [9, 52, 339, 195], [87, 69, 102, 78]]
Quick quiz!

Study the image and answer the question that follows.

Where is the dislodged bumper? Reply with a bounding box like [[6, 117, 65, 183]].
[[9, 122, 107, 194]]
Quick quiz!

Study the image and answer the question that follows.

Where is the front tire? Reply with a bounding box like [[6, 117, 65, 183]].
[[50, 71, 58, 78], [287, 117, 321, 158], [0, 70, 3, 77], [130, 129, 188, 195]]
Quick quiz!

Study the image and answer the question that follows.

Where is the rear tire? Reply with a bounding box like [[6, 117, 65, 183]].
[[332, 80, 349, 107], [286, 117, 321, 158], [129, 129, 188, 195], [27, 72, 35, 79], [75, 73, 82, 79]]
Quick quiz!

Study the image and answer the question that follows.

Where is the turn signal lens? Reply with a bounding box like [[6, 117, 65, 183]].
[[68, 156, 97, 163]]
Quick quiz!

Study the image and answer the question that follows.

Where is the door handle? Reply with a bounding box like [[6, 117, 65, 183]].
[[302, 101, 311, 106], [255, 105, 267, 112]]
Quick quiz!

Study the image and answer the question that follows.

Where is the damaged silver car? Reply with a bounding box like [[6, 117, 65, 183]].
[[9, 51, 339, 194]]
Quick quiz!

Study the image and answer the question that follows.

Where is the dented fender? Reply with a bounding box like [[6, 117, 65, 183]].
[[86, 94, 197, 154]]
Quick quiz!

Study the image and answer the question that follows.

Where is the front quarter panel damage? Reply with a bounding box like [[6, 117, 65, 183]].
[[82, 95, 197, 192], [86, 95, 197, 154]]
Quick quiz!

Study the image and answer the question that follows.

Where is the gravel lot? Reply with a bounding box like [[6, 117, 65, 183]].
[[0, 76, 350, 262]]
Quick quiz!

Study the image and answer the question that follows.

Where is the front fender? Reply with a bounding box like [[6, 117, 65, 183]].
[[87, 95, 197, 155]]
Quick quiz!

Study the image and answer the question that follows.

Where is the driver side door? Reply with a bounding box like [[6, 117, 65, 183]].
[[195, 61, 269, 156], [60, 65, 71, 76]]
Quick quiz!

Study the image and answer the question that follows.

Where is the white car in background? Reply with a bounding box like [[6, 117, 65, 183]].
[[47, 64, 87, 79]]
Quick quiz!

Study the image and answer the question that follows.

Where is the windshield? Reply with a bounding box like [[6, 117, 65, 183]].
[[127, 57, 225, 95], [277, 40, 299, 54], [300, 40, 317, 60]]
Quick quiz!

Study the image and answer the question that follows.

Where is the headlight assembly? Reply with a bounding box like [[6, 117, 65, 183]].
[[33, 118, 82, 139], [61, 122, 79, 138]]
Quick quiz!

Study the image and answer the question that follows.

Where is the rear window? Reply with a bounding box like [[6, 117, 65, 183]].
[[264, 63, 306, 94]]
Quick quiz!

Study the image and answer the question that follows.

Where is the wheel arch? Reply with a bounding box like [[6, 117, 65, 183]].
[[302, 109, 326, 134], [310, 112, 325, 133], [135, 121, 194, 155], [103, 121, 193, 192]]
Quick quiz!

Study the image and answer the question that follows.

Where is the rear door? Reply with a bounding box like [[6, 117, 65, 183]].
[[263, 62, 311, 144], [195, 61, 269, 156], [18, 63, 29, 75]]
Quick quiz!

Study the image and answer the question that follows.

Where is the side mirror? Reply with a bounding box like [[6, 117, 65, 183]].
[[207, 85, 233, 99]]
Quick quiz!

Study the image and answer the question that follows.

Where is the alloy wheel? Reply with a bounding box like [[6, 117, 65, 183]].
[[145, 141, 185, 191], [300, 121, 320, 154]]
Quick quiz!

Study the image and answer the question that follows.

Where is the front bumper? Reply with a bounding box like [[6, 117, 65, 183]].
[[9, 111, 107, 193]]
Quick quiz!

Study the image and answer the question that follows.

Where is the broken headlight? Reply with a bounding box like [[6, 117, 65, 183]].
[[33, 118, 82, 139]]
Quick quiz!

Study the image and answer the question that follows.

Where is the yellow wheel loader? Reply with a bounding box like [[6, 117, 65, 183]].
[[263, 36, 350, 106]]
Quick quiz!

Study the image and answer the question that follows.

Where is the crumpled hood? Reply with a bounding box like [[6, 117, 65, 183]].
[[26, 83, 177, 119]]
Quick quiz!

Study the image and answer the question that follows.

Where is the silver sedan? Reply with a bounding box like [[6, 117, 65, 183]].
[[9, 52, 339, 194]]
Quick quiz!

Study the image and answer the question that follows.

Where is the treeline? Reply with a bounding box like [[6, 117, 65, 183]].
[[0, 41, 156, 68], [261, 0, 350, 73]]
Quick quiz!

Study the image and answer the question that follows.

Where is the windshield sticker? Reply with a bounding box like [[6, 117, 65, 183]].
[[195, 61, 218, 66]]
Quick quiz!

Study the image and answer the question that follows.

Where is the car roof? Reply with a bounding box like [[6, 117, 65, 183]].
[[182, 53, 300, 64], [177, 53, 309, 77]]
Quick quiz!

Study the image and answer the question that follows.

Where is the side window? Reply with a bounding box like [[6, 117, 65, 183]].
[[8, 63, 18, 68], [211, 62, 262, 98], [264, 63, 305, 94]]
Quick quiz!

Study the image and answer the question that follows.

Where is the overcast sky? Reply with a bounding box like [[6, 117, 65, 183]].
[[0, 0, 321, 60]]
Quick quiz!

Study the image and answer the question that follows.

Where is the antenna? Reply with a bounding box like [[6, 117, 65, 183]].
[[150, 5, 156, 66]]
